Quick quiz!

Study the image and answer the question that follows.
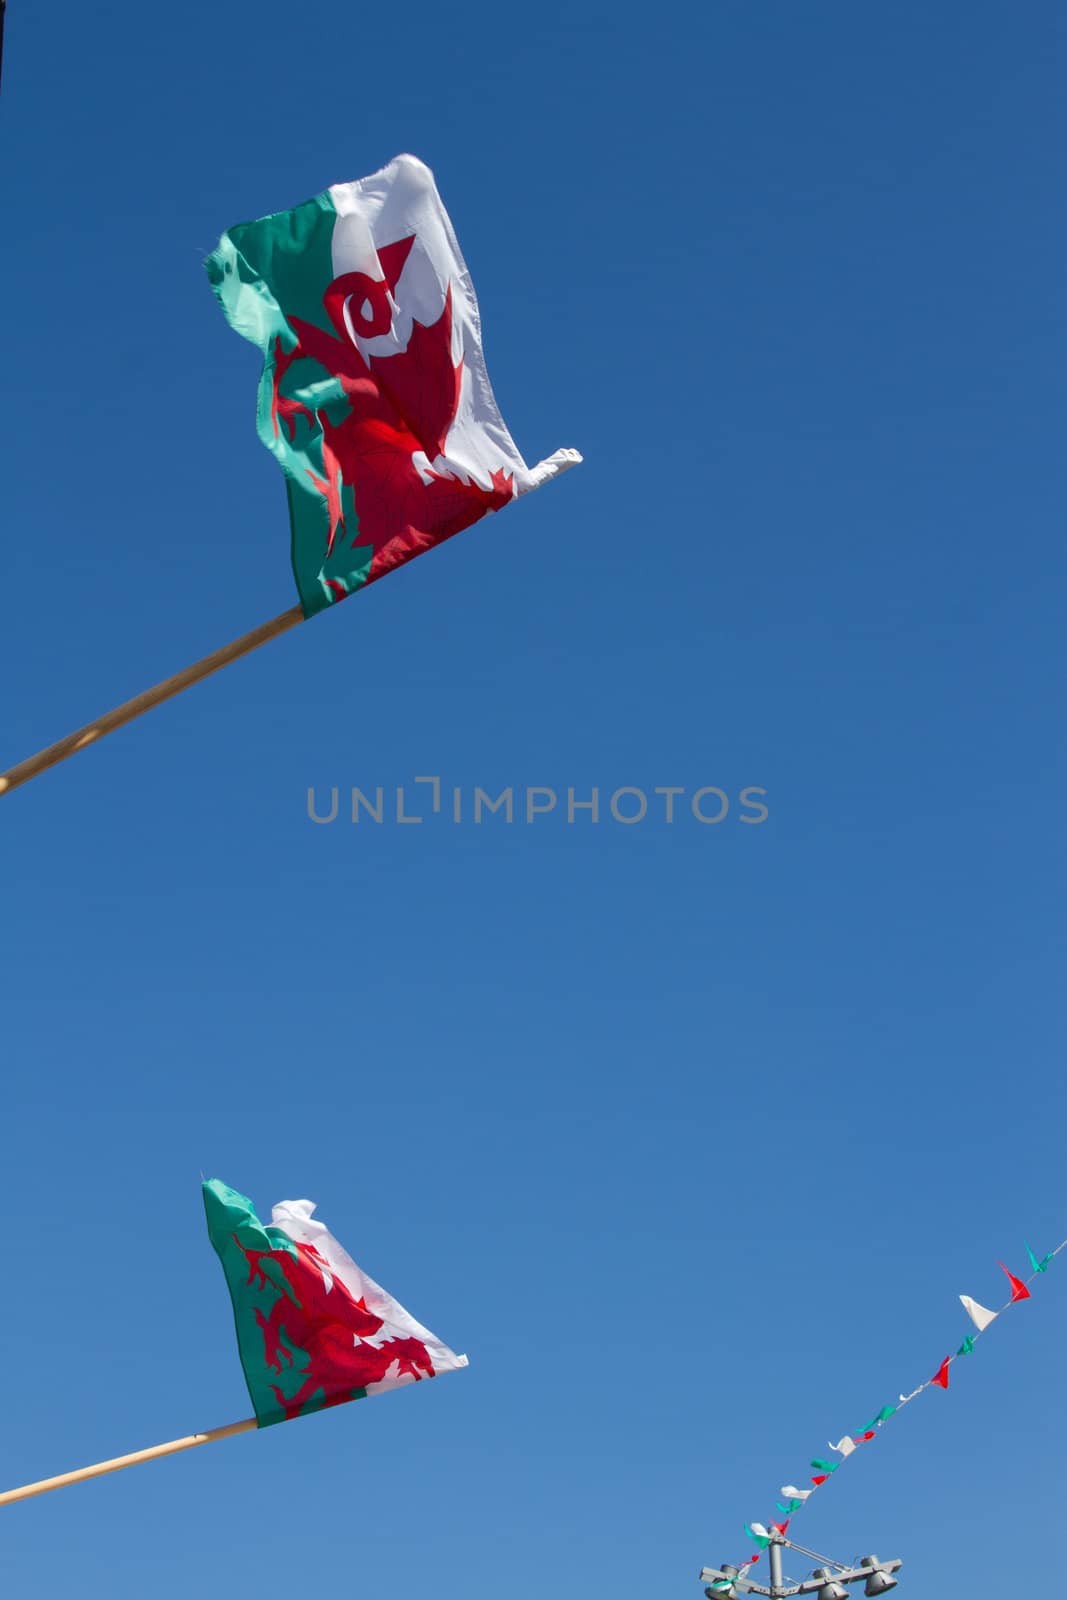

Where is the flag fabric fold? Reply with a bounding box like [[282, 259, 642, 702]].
[[999, 1263, 1031, 1303], [207, 154, 581, 617], [960, 1294, 998, 1332], [203, 1179, 467, 1428], [930, 1357, 951, 1390]]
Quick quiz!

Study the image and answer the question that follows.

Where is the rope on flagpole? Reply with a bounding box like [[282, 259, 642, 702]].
[[0, 1418, 257, 1506], [0, 606, 304, 797]]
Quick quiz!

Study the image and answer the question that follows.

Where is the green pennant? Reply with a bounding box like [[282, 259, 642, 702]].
[[810, 1458, 837, 1473], [863, 1405, 897, 1428], [1027, 1243, 1053, 1274], [956, 1335, 975, 1356]]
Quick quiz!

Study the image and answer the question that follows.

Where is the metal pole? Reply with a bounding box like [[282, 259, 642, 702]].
[[768, 1536, 785, 1597]]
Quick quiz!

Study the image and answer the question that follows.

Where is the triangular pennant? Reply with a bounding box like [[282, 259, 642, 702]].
[[829, 1436, 856, 1458], [810, 1458, 838, 1473], [930, 1356, 951, 1389], [960, 1294, 998, 1332], [811, 1474, 830, 1486], [780, 1487, 811, 1503], [999, 1262, 1031, 1302], [745, 1523, 771, 1549], [864, 1405, 897, 1427], [956, 1335, 975, 1356], [1027, 1243, 1054, 1275], [853, 1430, 877, 1443]]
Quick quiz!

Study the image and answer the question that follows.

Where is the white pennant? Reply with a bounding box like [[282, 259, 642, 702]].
[[960, 1294, 999, 1332], [829, 1436, 856, 1458], [781, 1486, 812, 1501]]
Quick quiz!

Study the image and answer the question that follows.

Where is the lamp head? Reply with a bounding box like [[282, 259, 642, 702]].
[[702, 1564, 740, 1600], [812, 1571, 849, 1600], [860, 1557, 899, 1596]]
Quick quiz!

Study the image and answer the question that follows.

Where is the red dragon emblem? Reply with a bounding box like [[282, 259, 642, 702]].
[[236, 1235, 436, 1419], [271, 232, 514, 601]]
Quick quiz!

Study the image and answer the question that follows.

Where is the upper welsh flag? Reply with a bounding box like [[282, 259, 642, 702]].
[[206, 154, 581, 616], [204, 1179, 468, 1428]]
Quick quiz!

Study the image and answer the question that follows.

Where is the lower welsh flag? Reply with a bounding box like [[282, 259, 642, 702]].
[[204, 1179, 468, 1427], [207, 153, 581, 616]]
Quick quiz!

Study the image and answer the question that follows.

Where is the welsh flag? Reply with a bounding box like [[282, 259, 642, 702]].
[[207, 154, 581, 616], [204, 1180, 468, 1427]]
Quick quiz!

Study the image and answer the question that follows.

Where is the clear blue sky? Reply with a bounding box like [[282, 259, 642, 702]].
[[2, 2, 1065, 1594]]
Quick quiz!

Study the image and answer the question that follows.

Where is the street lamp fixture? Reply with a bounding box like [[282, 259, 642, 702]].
[[700, 1532, 902, 1600], [704, 1564, 741, 1600], [859, 1557, 898, 1596]]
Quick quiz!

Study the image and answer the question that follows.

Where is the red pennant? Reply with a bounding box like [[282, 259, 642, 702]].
[[811, 1474, 829, 1486], [931, 1357, 951, 1389], [999, 1262, 1031, 1302], [853, 1431, 876, 1443], [771, 1521, 790, 1535]]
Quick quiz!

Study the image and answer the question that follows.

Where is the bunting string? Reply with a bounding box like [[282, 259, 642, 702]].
[[711, 1232, 1067, 1587]]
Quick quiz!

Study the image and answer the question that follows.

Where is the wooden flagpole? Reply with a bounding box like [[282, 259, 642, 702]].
[[0, 606, 304, 798], [0, 1417, 257, 1507]]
